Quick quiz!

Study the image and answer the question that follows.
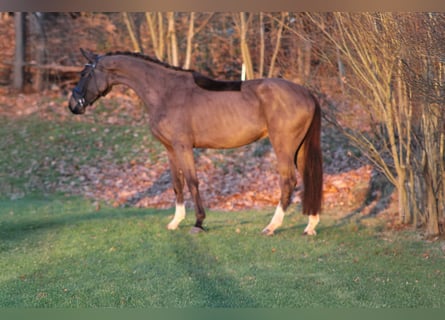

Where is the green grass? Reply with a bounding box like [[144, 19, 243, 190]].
[[1, 115, 444, 308], [1, 197, 444, 307], [0, 115, 163, 198]]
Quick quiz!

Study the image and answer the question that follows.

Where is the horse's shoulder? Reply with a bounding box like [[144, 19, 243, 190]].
[[192, 72, 242, 92]]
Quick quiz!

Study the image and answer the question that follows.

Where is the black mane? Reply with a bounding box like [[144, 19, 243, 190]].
[[104, 51, 242, 92], [104, 51, 194, 73], [192, 72, 242, 91]]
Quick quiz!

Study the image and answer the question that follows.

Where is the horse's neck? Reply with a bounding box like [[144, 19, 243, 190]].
[[106, 56, 170, 109]]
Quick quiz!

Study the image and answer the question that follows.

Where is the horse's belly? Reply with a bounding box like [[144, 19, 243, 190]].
[[190, 91, 266, 148], [193, 120, 268, 149]]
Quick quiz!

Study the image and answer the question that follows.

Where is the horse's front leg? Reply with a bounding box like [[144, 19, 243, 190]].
[[166, 151, 186, 230], [171, 144, 206, 234]]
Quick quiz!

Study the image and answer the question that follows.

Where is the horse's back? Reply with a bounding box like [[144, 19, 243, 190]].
[[247, 78, 316, 121]]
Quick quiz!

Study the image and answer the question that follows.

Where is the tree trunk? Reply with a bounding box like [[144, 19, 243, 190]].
[[397, 169, 409, 224], [122, 12, 142, 53], [422, 103, 443, 236], [13, 12, 25, 90], [268, 12, 286, 78], [167, 12, 178, 66], [302, 39, 312, 81], [259, 12, 265, 78], [183, 12, 195, 69], [30, 13, 46, 92], [238, 12, 254, 80], [145, 12, 161, 60]]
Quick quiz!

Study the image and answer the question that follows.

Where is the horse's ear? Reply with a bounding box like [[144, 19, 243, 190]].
[[80, 48, 97, 63]]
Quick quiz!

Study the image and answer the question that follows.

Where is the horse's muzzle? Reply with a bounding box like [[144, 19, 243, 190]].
[[68, 95, 86, 115]]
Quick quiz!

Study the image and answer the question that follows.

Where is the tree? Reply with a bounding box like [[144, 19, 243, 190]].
[[145, 12, 165, 60], [13, 12, 25, 90], [398, 13, 445, 236], [122, 12, 142, 53], [308, 12, 444, 236], [166, 12, 178, 66], [233, 12, 254, 80], [29, 13, 47, 92], [267, 12, 287, 78]]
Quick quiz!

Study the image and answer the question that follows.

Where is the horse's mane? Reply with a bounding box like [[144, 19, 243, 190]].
[[104, 51, 194, 73], [103, 51, 242, 91]]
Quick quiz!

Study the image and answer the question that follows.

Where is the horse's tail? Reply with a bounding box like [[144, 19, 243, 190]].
[[301, 94, 323, 216]]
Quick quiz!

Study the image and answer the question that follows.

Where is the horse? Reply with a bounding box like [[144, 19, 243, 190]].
[[68, 48, 323, 236]]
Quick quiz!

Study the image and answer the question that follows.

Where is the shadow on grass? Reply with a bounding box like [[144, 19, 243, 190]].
[[338, 168, 395, 225], [125, 169, 172, 207], [273, 169, 394, 236], [0, 201, 167, 245], [170, 233, 260, 307]]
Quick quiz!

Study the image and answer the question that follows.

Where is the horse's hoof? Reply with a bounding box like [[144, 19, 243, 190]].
[[189, 226, 205, 234], [261, 228, 274, 236], [167, 223, 177, 230], [303, 230, 317, 236]]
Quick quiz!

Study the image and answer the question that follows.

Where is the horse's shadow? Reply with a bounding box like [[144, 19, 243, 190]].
[[338, 168, 395, 224], [0, 205, 164, 247], [125, 169, 172, 206]]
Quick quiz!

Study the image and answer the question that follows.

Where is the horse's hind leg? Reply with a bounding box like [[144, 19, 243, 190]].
[[262, 148, 297, 236], [303, 214, 320, 236], [296, 146, 320, 235]]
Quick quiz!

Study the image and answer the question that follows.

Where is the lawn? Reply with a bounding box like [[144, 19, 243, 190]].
[[1, 196, 444, 307], [0, 114, 444, 308]]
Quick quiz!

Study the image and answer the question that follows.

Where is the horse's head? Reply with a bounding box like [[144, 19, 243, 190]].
[[68, 48, 111, 114]]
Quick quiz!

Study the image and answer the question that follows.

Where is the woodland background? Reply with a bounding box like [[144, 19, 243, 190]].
[[0, 12, 444, 237]]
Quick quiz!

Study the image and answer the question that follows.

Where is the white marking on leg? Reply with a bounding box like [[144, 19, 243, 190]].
[[167, 202, 186, 230], [262, 203, 285, 236], [303, 214, 320, 236]]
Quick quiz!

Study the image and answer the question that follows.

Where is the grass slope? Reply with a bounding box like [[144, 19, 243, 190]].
[[1, 197, 444, 307], [0, 115, 444, 307]]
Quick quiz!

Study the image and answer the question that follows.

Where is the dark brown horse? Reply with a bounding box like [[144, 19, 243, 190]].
[[68, 49, 323, 235]]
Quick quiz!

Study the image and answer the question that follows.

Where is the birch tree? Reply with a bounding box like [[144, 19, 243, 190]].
[[267, 12, 287, 78], [122, 12, 142, 53], [145, 12, 165, 60], [234, 12, 254, 80]]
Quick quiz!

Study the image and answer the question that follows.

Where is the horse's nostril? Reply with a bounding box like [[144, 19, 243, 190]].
[[68, 99, 85, 115]]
